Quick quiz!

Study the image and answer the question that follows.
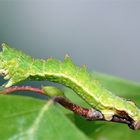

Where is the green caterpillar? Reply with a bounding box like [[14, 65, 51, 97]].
[[0, 43, 140, 130]]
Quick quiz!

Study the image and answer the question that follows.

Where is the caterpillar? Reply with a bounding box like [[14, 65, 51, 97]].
[[0, 43, 140, 130]]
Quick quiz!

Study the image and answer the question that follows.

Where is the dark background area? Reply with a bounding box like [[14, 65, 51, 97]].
[[0, 0, 140, 84]]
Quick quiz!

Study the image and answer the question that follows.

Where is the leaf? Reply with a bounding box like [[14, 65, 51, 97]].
[[0, 95, 90, 140], [64, 72, 140, 140]]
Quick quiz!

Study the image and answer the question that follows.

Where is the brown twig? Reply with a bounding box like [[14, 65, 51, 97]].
[[53, 96, 103, 120], [0, 86, 132, 128], [0, 86, 44, 95]]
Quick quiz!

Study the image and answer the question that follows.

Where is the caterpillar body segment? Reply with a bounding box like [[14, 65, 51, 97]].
[[0, 43, 140, 130]]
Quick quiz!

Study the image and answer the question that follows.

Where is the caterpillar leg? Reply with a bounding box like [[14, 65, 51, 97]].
[[101, 110, 115, 121]]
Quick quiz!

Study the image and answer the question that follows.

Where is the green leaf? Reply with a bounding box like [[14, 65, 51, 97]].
[[92, 72, 140, 104], [0, 95, 90, 140]]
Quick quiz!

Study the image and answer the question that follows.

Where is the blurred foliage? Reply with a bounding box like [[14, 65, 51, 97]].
[[0, 72, 140, 140]]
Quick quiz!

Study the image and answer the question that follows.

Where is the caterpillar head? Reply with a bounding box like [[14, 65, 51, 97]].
[[0, 43, 30, 87]]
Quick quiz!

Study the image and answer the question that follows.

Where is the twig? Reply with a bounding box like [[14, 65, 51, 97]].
[[0, 86, 44, 95], [53, 96, 103, 120], [0, 86, 132, 128]]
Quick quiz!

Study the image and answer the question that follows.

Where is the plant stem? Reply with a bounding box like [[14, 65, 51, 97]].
[[0, 86, 44, 95], [53, 96, 103, 120]]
